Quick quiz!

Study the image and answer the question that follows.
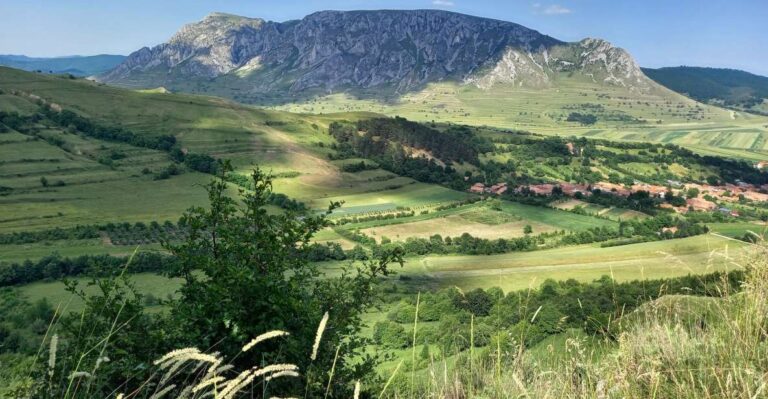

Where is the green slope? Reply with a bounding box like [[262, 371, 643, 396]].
[[0, 67, 468, 233], [642, 66, 768, 111], [274, 74, 768, 161]]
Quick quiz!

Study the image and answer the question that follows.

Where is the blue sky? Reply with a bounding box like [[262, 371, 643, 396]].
[[1, 0, 766, 75]]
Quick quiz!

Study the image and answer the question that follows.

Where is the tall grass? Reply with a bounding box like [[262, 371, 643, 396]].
[[42, 323, 326, 398], [380, 243, 767, 398]]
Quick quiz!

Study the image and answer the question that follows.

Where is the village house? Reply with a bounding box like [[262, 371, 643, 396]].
[[686, 197, 717, 211], [526, 184, 556, 196], [725, 183, 746, 193], [661, 226, 679, 235], [593, 182, 631, 197], [489, 182, 508, 195], [743, 190, 768, 202], [469, 182, 486, 194], [631, 183, 668, 197], [754, 161, 768, 170], [560, 183, 590, 196], [469, 182, 509, 195], [718, 194, 739, 203], [666, 179, 683, 188], [565, 142, 581, 156]]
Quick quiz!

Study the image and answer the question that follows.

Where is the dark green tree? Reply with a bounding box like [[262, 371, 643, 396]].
[[162, 164, 403, 397]]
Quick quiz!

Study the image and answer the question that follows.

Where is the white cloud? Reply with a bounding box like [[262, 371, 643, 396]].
[[543, 4, 572, 15], [532, 3, 572, 15], [432, 0, 455, 7]]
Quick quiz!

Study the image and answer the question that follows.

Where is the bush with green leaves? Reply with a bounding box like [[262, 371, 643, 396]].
[[372, 321, 409, 349]]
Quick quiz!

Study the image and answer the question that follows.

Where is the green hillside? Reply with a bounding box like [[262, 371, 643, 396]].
[[275, 75, 768, 161], [643, 66, 768, 113], [0, 67, 470, 232]]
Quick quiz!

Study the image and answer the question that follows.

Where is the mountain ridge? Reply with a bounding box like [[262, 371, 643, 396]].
[[98, 9, 652, 101]]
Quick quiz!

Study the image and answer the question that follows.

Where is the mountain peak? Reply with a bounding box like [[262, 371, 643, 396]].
[[204, 11, 245, 19]]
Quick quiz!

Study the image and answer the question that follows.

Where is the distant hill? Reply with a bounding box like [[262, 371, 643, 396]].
[[0, 54, 125, 76], [642, 66, 768, 111]]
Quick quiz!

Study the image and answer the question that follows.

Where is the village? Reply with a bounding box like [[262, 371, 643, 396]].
[[469, 178, 768, 215]]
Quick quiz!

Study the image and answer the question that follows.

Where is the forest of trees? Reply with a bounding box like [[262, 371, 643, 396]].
[[354, 117, 493, 163], [328, 120, 470, 188], [566, 112, 598, 125]]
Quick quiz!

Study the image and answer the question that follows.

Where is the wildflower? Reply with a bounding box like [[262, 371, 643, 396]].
[[193, 376, 226, 393], [217, 369, 255, 399], [150, 384, 176, 399], [48, 335, 58, 377], [242, 330, 290, 352], [253, 364, 299, 378], [154, 347, 200, 366], [265, 370, 300, 381], [69, 371, 93, 379], [311, 312, 329, 361]]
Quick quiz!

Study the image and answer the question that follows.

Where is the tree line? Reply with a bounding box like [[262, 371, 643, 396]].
[[0, 252, 178, 287], [373, 270, 745, 353], [323, 213, 710, 259]]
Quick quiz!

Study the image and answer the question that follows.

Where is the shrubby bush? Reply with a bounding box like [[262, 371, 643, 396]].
[[373, 321, 409, 349]]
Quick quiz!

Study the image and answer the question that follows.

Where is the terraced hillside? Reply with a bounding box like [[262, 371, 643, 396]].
[[0, 67, 467, 233]]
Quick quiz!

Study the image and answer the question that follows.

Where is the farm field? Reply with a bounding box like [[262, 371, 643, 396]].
[[551, 199, 648, 220], [0, 197, 604, 262], [361, 214, 553, 242], [348, 200, 612, 244], [392, 233, 750, 291], [708, 222, 768, 239], [16, 272, 184, 313]]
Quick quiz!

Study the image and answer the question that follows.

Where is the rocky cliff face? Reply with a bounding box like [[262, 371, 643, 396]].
[[100, 10, 651, 96]]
